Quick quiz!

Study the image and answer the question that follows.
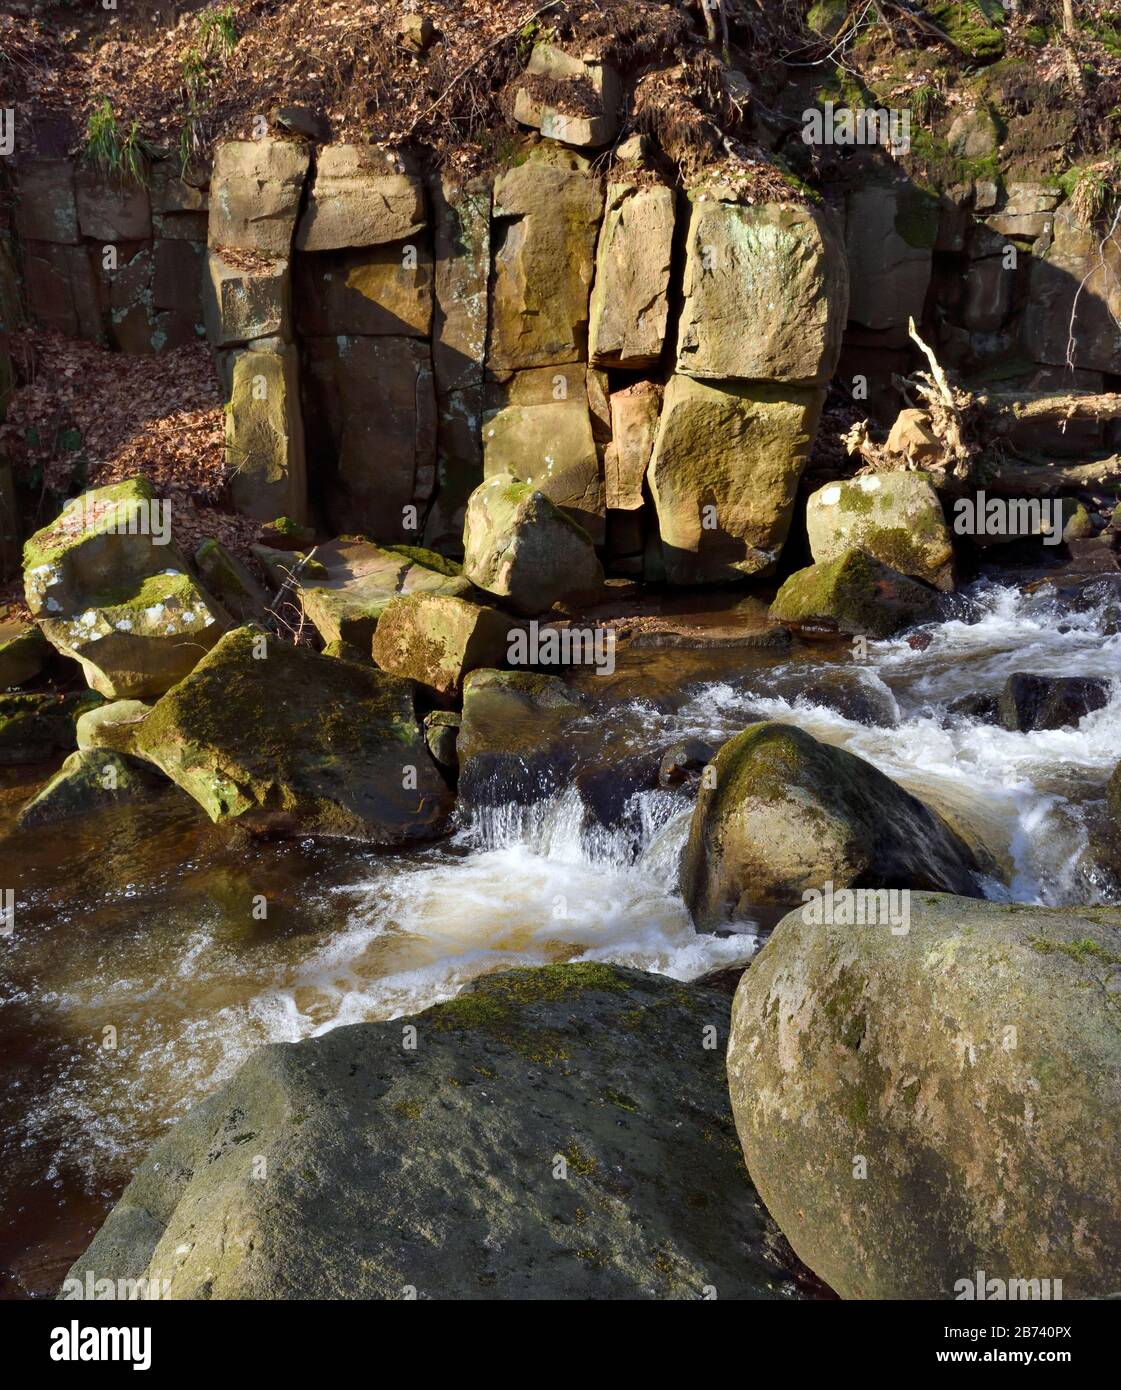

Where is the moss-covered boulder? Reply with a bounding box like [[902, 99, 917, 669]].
[[25, 479, 169, 616], [133, 625, 452, 841], [371, 592, 512, 700], [42, 570, 231, 700], [728, 895, 1121, 1299], [806, 473, 954, 592], [0, 624, 50, 689], [23, 478, 230, 698], [769, 549, 940, 638], [482, 391, 604, 543], [17, 748, 168, 828], [251, 545, 325, 588], [0, 690, 102, 765], [648, 375, 825, 585], [298, 538, 471, 649], [75, 698, 152, 755], [462, 473, 603, 617], [681, 723, 983, 926], [65, 963, 816, 1299]]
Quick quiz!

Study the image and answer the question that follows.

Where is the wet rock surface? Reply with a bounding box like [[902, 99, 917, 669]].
[[66, 963, 818, 1300], [682, 722, 983, 926]]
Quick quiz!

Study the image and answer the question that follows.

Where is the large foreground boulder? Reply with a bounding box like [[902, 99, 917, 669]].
[[769, 549, 940, 639], [682, 722, 982, 925], [65, 963, 814, 1300], [134, 626, 452, 840], [462, 474, 603, 616], [728, 896, 1121, 1299]]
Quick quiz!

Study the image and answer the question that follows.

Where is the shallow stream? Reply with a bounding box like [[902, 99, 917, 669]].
[[2, 575, 1118, 1296]]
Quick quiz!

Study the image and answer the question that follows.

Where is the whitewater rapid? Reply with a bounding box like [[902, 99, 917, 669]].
[[3, 578, 1119, 1197]]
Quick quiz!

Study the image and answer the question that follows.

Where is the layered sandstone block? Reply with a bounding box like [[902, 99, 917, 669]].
[[209, 138, 310, 256], [488, 147, 604, 371], [677, 195, 848, 384]]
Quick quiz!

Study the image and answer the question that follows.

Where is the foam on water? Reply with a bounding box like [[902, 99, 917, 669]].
[[4, 576, 1119, 1213]]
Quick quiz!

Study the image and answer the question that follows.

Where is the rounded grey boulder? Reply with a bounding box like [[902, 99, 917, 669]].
[[728, 895, 1121, 1299]]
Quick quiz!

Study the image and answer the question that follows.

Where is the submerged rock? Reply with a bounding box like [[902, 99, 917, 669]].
[[133, 626, 452, 841], [462, 474, 603, 617], [728, 895, 1121, 1299], [787, 668, 898, 727], [17, 748, 167, 828], [66, 963, 815, 1300], [769, 549, 940, 639], [575, 750, 663, 831], [659, 737, 717, 789], [681, 722, 982, 926], [805, 472, 955, 592], [945, 691, 1000, 725], [998, 671, 1111, 732]]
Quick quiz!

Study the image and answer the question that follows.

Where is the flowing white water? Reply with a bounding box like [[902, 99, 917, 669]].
[[2, 576, 1119, 1240], [256, 581, 1121, 1043]]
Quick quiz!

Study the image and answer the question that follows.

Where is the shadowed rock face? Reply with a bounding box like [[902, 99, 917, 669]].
[[728, 895, 1121, 1300], [63, 963, 818, 1301], [681, 722, 983, 926]]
